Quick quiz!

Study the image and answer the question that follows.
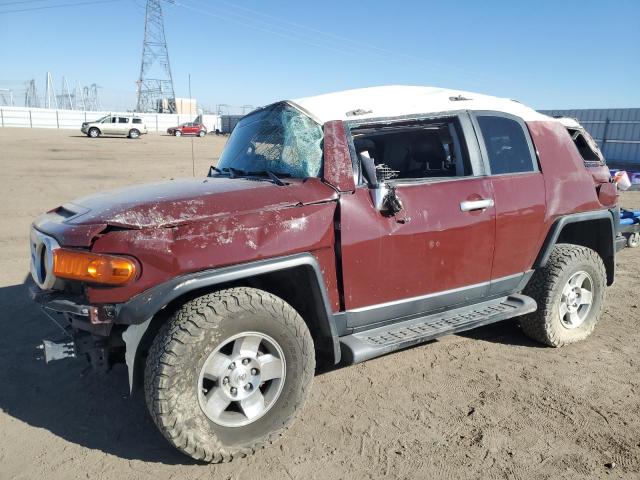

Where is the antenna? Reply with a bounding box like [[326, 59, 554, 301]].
[[136, 0, 176, 113], [189, 73, 195, 177]]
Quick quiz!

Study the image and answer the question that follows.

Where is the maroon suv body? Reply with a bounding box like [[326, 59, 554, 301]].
[[29, 86, 621, 462]]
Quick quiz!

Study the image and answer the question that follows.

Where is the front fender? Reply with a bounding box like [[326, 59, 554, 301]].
[[121, 252, 341, 391]]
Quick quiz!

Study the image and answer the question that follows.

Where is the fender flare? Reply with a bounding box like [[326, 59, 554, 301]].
[[533, 209, 616, 280], [120, 253, 340, 391]]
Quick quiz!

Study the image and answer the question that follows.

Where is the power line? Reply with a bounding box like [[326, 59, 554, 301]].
[[173, 0, 489, 85], [0, 0, 49, 6], [0, 0, 122, 14]]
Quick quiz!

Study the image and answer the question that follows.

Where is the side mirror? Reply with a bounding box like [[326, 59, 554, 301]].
[[360, 154, 403, 215], [370, 183, 404, 215]]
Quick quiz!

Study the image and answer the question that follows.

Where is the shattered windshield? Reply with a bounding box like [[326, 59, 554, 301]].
[[217, 103, 323, 178]]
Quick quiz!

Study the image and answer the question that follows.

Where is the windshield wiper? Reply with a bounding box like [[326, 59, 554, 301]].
[[220, 166, 246, 179], [208, 166, 222, 177], [247, 169, 289, 186], [215, 167, 290, 186]]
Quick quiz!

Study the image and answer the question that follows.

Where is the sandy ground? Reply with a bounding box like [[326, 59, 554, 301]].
[[0, 128, 639, 480]]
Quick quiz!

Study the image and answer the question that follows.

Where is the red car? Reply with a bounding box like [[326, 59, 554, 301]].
[[167, 122, 207, 137], [29, 86, 621, 462]]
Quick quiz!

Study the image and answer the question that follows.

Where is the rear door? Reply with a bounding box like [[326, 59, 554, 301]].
[[116, 117, 130, 135], [339, 113, 496, 328], [471, 112, 546, 294]]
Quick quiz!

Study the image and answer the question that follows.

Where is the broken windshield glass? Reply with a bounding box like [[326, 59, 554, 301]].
[[217, 103, 323, 178]]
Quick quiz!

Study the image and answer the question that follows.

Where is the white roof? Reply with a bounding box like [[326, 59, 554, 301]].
[[292, 85, 551, 124]]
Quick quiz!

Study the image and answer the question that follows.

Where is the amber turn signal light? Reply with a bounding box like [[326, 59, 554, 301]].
[[53, 249, 137, 285]]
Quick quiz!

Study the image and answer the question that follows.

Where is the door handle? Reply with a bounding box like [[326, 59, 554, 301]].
[[460, 198, 494, 212]]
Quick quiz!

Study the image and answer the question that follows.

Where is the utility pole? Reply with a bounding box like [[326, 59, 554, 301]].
[[136, 0, 176, 113]]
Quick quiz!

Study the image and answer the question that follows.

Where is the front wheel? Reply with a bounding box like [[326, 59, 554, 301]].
[[174, 130, 182, 137], [88, 127, 100, 138], [520, 244, 606, 347], [144, 287, 315, 462]]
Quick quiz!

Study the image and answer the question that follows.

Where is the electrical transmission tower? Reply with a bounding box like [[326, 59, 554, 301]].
[[25, 79, 40, 107], [45, 72, 58, 109], [136, 0, 176, 113], [58, 76, 73, 110]]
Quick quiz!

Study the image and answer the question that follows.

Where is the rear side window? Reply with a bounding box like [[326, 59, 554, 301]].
[[477, 116, 535, 175], [132, 118, 142, 124]]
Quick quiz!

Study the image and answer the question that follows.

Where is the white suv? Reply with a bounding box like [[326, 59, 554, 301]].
[[81, 115, 148, 139]]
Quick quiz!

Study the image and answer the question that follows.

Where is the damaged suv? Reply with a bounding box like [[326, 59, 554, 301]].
[[29, 86, 620, 462]]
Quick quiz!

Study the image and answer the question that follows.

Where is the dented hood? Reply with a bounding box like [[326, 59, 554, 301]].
[[63, 177, 338, 229]]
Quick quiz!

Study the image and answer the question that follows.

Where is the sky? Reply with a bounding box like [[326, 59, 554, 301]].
[[0, 0, 639, 113]]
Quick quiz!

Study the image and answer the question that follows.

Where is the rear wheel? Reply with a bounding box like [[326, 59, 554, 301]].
[[144, 287, 315, 462], [199, 130, 206, 137], [521, 244, 606, 347], [128, 129, 140, 139], [627, 232, 639, 248], [88, 127, 100, 138]]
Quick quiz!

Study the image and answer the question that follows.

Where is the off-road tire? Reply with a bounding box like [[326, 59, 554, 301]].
[[144, 287, 315, 462], [520, 243, 606, 347], [88, 127, 100, 138]]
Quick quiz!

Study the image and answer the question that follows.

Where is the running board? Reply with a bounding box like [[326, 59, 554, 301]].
[[339, 294, 536, 364]]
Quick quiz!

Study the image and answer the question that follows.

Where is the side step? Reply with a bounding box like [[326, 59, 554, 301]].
[[339, 294, 536, 364]]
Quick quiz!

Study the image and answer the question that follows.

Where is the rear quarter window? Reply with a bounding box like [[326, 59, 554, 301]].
[[132, 118, 142, 124]]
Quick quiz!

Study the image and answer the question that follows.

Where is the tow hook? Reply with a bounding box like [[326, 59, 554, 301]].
[[36, 339, 76, 363]]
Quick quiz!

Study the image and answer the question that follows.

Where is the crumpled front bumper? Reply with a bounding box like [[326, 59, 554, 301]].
[[28, 277, 124, 374]]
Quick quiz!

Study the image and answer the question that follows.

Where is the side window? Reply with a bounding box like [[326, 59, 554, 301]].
[[132, 118, 142, 124], [118, 117, 129, 123], [477, 116, 535, 175], [351, 117, 472, 182], [102, 117, 112, 123]]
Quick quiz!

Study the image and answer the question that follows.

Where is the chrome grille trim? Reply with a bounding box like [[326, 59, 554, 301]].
[[30, 228, 60, 290]]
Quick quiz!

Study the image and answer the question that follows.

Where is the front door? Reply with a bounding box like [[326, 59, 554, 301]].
[[101, 116, 117, 135], [339, 113, 496, 328]]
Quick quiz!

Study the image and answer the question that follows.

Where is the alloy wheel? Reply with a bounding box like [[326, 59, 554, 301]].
[[559, 270, 594, 329], [197, 332, 286, 427]]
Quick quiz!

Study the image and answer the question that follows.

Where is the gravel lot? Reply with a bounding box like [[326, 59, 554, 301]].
[[0, 128, 638, 480]]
